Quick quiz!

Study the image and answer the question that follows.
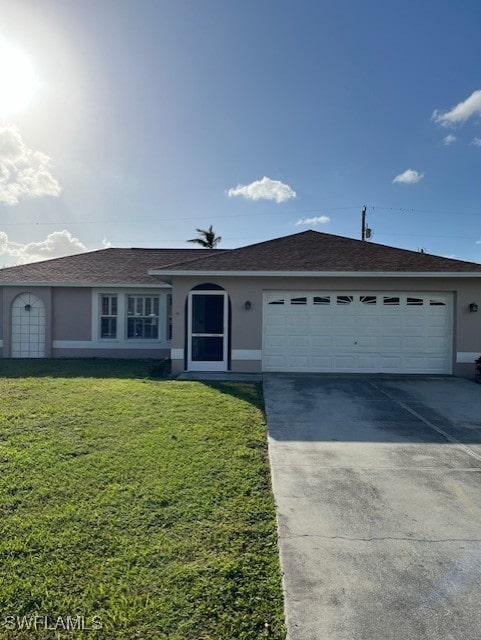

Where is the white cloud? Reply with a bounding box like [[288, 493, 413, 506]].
[[471, 137, 481, 147], [295, 215, 330, 226], [392, 169, 424, 185], [443, 134, 457, 145], [102, 237, 112, 248], [227, 176, 296, 203], [476, 239, 481, 245], [0, 230, 8, 253], [0, 230, 86, 265], [432, 90, 481, 127], [0, 126, 61, 205]]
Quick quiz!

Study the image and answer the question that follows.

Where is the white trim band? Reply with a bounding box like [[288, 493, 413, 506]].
[[456, 352, 480, 363], [53, 340, 170, 350]]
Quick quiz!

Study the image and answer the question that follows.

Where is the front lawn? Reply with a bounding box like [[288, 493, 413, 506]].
[[0, 360, 285, 639]]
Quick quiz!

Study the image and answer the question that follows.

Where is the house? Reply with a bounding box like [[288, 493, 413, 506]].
[[1, 230, 480, 378]]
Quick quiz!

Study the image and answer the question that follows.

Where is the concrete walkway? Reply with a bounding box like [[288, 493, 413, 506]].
[[264, 374, 481, 640], [176, 371, 262, 382]]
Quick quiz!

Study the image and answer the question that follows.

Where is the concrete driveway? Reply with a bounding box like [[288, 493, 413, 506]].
[[264, 374, 481, 640]]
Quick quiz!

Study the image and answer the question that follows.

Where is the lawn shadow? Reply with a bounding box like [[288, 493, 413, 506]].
[[199, 381, 266, 413], [0, 358, 171, 380]]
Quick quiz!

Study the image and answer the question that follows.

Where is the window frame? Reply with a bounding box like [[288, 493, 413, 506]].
[[126, 294, 161, 340], [93, 289, 171, 345], [99, 294, 118, 340]]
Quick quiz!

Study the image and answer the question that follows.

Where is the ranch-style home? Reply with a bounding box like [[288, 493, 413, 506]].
[[1, 230, 481, 378]]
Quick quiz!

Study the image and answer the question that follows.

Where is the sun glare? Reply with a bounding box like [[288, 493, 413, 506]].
[[0, 41, 39, 118]]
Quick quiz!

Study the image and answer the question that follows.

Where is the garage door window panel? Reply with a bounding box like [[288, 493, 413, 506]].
[[383, 296, 400, 306]]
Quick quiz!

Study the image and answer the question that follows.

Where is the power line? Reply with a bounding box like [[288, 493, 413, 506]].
[[370, 206, 481, 216], [0, 206, 361, 228], [2, 203, 481, 229]]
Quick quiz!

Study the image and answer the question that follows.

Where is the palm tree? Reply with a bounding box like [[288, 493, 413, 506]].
[[187, 225, 222, 249]]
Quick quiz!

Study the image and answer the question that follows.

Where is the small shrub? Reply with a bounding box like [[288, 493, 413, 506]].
[[475, 356, 481, 375], [147, 358, 171, 379]]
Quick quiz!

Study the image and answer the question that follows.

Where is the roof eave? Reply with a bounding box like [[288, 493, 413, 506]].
[[0, 280, 172, 288], [147, 269, 481, 278]]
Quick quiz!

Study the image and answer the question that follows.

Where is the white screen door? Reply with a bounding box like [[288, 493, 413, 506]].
[[188, 291, 228, 371]]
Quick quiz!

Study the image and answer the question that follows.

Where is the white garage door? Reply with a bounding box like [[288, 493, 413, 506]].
[[263, 291, 452, 374]]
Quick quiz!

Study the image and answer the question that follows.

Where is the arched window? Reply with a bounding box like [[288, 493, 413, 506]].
[[11, 293, 46, 358]]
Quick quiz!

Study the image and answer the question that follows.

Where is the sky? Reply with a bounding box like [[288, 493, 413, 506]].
[[0, 0, 481, 266]]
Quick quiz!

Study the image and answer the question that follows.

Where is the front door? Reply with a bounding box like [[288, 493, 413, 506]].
[[188, 291, 228, 371]]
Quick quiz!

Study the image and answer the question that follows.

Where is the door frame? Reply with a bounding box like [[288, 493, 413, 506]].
[[187, 290, 229, 371]]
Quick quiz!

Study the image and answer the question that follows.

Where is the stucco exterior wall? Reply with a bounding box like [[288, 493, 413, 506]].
[[171, 275, 481, 377], [52, 288, 92, 340], [1, 285, 171, 360], [0, 288, 3, 357]]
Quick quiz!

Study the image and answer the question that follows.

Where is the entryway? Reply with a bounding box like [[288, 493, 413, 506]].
[[187, 286, 228, 371]]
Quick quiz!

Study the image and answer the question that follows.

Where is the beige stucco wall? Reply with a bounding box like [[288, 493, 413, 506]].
[[171, 275, 481, 377], [0, 288, 3, 354], [1, 285, 171, 360], [1, 287, 53, 357], [52, 288, 92, 340]]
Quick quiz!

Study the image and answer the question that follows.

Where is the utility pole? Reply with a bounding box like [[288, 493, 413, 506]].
[[361, 205, 372, 241]]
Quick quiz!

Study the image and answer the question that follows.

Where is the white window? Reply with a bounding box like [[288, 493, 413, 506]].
[[94, 290, 171, 344], [126, 295, 160, 339], [100, 295, 118, 339]]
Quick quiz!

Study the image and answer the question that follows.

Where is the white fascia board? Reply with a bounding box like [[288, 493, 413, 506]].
[[0, 281, 172, 288], [148, 270, 481, 279]]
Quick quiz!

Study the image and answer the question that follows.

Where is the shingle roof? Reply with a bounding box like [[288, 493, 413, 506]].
[[0, 248, 221, 285], [150, 230, 481, 273], [1, 231, 480, 286]]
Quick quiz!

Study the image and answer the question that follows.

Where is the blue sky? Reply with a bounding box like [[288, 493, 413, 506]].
[[1, 0, 481, 265]]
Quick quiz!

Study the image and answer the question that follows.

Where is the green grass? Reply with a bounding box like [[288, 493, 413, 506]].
[[0, 360, 285, 639]]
